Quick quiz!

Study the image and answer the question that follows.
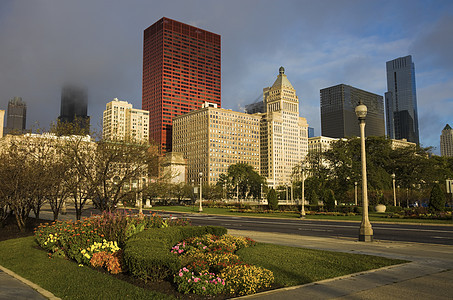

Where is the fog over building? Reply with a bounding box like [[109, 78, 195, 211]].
[[385, 55, 420, 145], [5, 97, 27, 135], [59, 85, 90, 133]]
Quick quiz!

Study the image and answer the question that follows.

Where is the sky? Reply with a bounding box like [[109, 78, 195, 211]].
[[0, 0, 452, 153]]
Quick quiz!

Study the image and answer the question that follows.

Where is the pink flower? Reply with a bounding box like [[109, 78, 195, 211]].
[[203, 246, 207, 249], [178, 249, 183, 253], [202, 287, 206, 291], [179, 272, 183, 277], [188, 279, 191, 282]]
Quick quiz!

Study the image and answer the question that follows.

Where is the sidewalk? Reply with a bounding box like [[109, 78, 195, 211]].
[[228, 230, 453, 300]]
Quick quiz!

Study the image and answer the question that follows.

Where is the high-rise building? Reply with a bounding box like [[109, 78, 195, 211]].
[[320, 84, 385, 138], [385, 55, 420, 144], [0, 109, 4, 137], [245, 101, 265, 114], [103, 98, 149, 143], [440, 124, 453, 157], [173, 102, 260, 185], [59, 86, 90, 133], [5, 97, 26, 134], [260, 67, 308, 188], [142, 17, 221, 153], [308, 127, 315, 138]]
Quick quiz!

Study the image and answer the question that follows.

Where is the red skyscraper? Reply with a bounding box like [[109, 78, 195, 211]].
[[142, 17, 221, 153]]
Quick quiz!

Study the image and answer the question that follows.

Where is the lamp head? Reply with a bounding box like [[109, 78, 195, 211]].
[[355, 101, 367, 120], [392, 173, 396, 179]]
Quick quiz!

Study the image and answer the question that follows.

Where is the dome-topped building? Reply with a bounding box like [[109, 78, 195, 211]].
[[260, 67, 309, 188]]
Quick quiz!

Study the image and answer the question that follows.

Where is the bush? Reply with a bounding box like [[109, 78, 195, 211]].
[[429, 184, 446, 212], [174, 267, 225, 296], [324, 189, 336, 212], [267, 189, 278, 211], [220, 264, 274, 296], [309, 189, 319, 205], [123, 226, 227, 282]]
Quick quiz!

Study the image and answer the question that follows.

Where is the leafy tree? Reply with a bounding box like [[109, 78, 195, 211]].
[[429, 183, 446, 211], [309, 189, 319, 205], [267, 188, 278, 210], [324, 189, 336, 212], [218, 163, 265, 200]]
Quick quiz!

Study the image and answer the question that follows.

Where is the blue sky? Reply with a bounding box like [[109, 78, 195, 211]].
[[0, 0, 452, 153]]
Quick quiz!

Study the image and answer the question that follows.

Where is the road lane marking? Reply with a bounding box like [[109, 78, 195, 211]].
[[187, 216, 453, 234]]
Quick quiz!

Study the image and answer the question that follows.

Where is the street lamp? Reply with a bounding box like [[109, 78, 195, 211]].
[[354, 181, 358, 206], [355, 101, 373, 242], [300, 162, 306, 219], [198, 172, 203, 212], [392, 173, 397, 207]]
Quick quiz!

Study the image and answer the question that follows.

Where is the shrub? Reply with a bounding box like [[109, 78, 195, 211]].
[[309, 189, 319, 205], [324, 189, 336, 212], [220, 264, 274, 296], [267, 189, 278, 211], [123, 226, 227, 282], [174, 267, 225, 296], [429, 183, 446, 212]]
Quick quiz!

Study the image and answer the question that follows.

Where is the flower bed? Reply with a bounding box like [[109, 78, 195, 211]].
[[171, 233, 274, 297], [34, 211, 190, 274]]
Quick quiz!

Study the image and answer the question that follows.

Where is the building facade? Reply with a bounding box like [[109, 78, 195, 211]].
[[260, 67, 309, 188], [308, 136, 339, 154], [59, 86, 90, 132], [172, 103, 260, 185], [142, 17, 221, 153], [320, 84, 385, 139], [5, 97, 26, 134], [440, 124, 453, 157], [103, 98, 149, 143], [385, 55, 420, 144]]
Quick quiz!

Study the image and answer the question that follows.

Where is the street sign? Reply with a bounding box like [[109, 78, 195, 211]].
[[446, 179, 453, 194]]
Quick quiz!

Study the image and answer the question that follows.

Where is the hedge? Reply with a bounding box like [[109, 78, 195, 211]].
[[123, 225, 227, 282]]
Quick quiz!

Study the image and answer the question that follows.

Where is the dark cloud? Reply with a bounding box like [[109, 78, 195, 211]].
[[0, 0, 451, 153]]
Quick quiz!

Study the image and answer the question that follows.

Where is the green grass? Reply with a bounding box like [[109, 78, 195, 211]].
[[0, 237, 175, 300], [0, 235, 407, 299], [237, 243, 407, 287], [149, 205, 453, 224]]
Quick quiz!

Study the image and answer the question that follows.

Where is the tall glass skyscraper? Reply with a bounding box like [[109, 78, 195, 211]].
[[385, 55, 420, 144], [320, 84, 385, 138]]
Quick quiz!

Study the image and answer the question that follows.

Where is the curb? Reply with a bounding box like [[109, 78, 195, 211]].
[[0, 265, 61, 300]]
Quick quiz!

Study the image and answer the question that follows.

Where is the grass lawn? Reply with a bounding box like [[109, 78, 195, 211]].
[[237, 243, 407, 287], [0, 235, 406, 299], [148, 205, 453, 224], [0, 237, 175, 300]]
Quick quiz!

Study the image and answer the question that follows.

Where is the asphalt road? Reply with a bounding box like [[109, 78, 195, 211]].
[[147, 211, 453, 245]]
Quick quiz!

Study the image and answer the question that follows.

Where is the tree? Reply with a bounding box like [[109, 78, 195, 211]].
[[267, 188, 278, 211], [90, 140, 157, 211], [219, 163, 265, 200], [309, 189, 319, 206], [324, 189, 336, 212], [429, 183, 446, 212]]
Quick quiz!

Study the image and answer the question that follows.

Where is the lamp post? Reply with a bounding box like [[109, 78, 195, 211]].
[[300, 162, 306, 219], [392, 173, 397, 207], [354, 181, 358, 206], [355, 101, 373, 242], [198, 172, 203, 212]]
